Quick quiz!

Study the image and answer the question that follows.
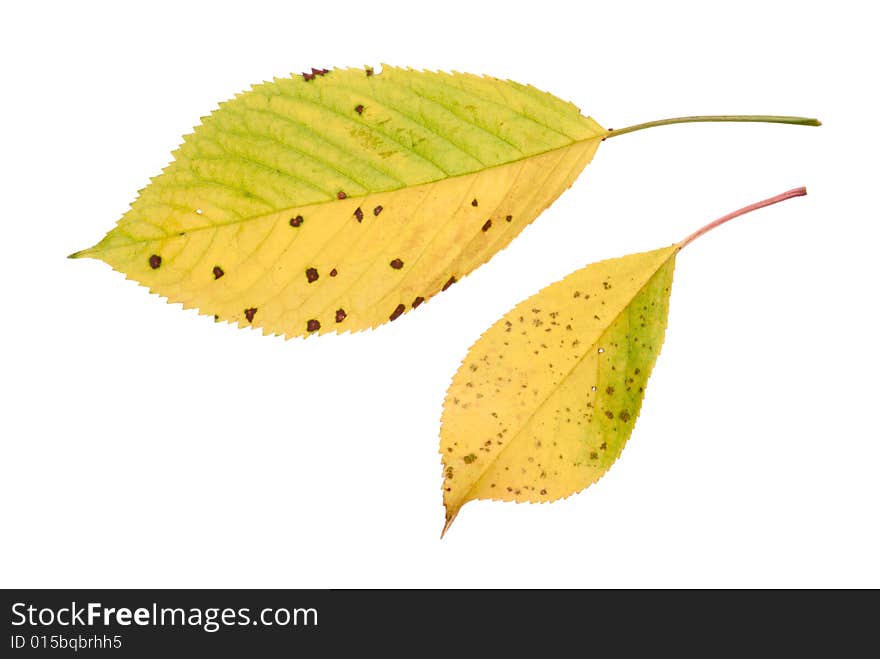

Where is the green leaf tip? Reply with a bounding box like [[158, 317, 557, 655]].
[[68, 246, 99, 260]]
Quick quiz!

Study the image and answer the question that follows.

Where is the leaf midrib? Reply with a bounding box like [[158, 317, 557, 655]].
[[87, 136, 605, 255]]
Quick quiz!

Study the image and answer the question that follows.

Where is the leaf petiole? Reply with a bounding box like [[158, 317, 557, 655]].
[[604, 115, 820, 139], [677, 186, 807, 249]]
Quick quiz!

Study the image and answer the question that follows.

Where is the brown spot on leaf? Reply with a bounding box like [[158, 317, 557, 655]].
[[354, 104, 364, 114], [482, 219, 492, 232], [590, 451, 598, 460], [305, 267, 319, 283], [463, 453, 477, 464], [354, 207, 364, 222], [442, 276, 456, 291], [302, 72, 315, 81], [306, 319, 320, 332], [471, 198, 478, 207], [212, 266, 224, 280], [329, 268, 338, 277], [365, 66, 374, 76], [373, 205, 383, 216], [389, 303, 405, 321], [606, 386, 615, 395], [335, 309, 347, 323], [148, 254, 161, 269], [605, 410, 614, 419], [337, 191, 347, 200], [540, 489, 547, 495], [619, 410, 631, 422], [390, 258, 404, 269], [244, 307, 257, 323], [289, 215, 304, 227], [600, 442, 607, 450], [505, 214, 513, 222], [412, 296, 425, 309]]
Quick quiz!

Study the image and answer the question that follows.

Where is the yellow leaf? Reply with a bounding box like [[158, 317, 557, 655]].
[[71, 65, 818, 338], [440, 188, 808, 534], [71, 66, 604, 337]]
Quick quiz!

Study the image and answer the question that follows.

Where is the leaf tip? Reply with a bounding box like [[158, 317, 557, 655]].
[[440, 509, 459, 539]]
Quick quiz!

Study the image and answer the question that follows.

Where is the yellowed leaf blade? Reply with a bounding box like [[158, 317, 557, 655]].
[[440, 246, 678, 531], [72, 66, 605, 337], [439, 187, 810, 534]]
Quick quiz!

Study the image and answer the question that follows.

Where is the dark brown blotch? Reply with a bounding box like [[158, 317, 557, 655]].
[[463, 453, 477, 464], [302, 72, 315, 81], [354, 207, 364, 222], [442, 276, 456, 291], [337, 191, 347, 200], [289, 215, 304, 227], [619, 410, 631, 423], [373, 205, 383, 216], [365, 66, 374, 77], [412, 296, 425, 309], [481, 219, 492, 232], [305, 267, 319, 283], [471, 198, 478, 207], [244, 307, 257, 323], [148, 254, 162, 269], [212, 265, 224, 280], [335, 309, 347, 323], [389, 258, 404, 269], [306, 319, 320, 332], [354, 104, 364, 115], [329, 268, 338, 277], [505, 214, 513, 222], [389, 304, 405, 322]]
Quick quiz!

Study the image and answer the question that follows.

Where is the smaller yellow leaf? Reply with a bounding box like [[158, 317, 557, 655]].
[[440, 187, 808, 534]]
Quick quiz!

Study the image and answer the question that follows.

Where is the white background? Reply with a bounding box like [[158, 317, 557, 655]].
[[2, 0, 877, 588]]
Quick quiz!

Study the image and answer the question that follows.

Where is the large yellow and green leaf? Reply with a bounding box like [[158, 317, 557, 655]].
[[73, 66, 606, 336]]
